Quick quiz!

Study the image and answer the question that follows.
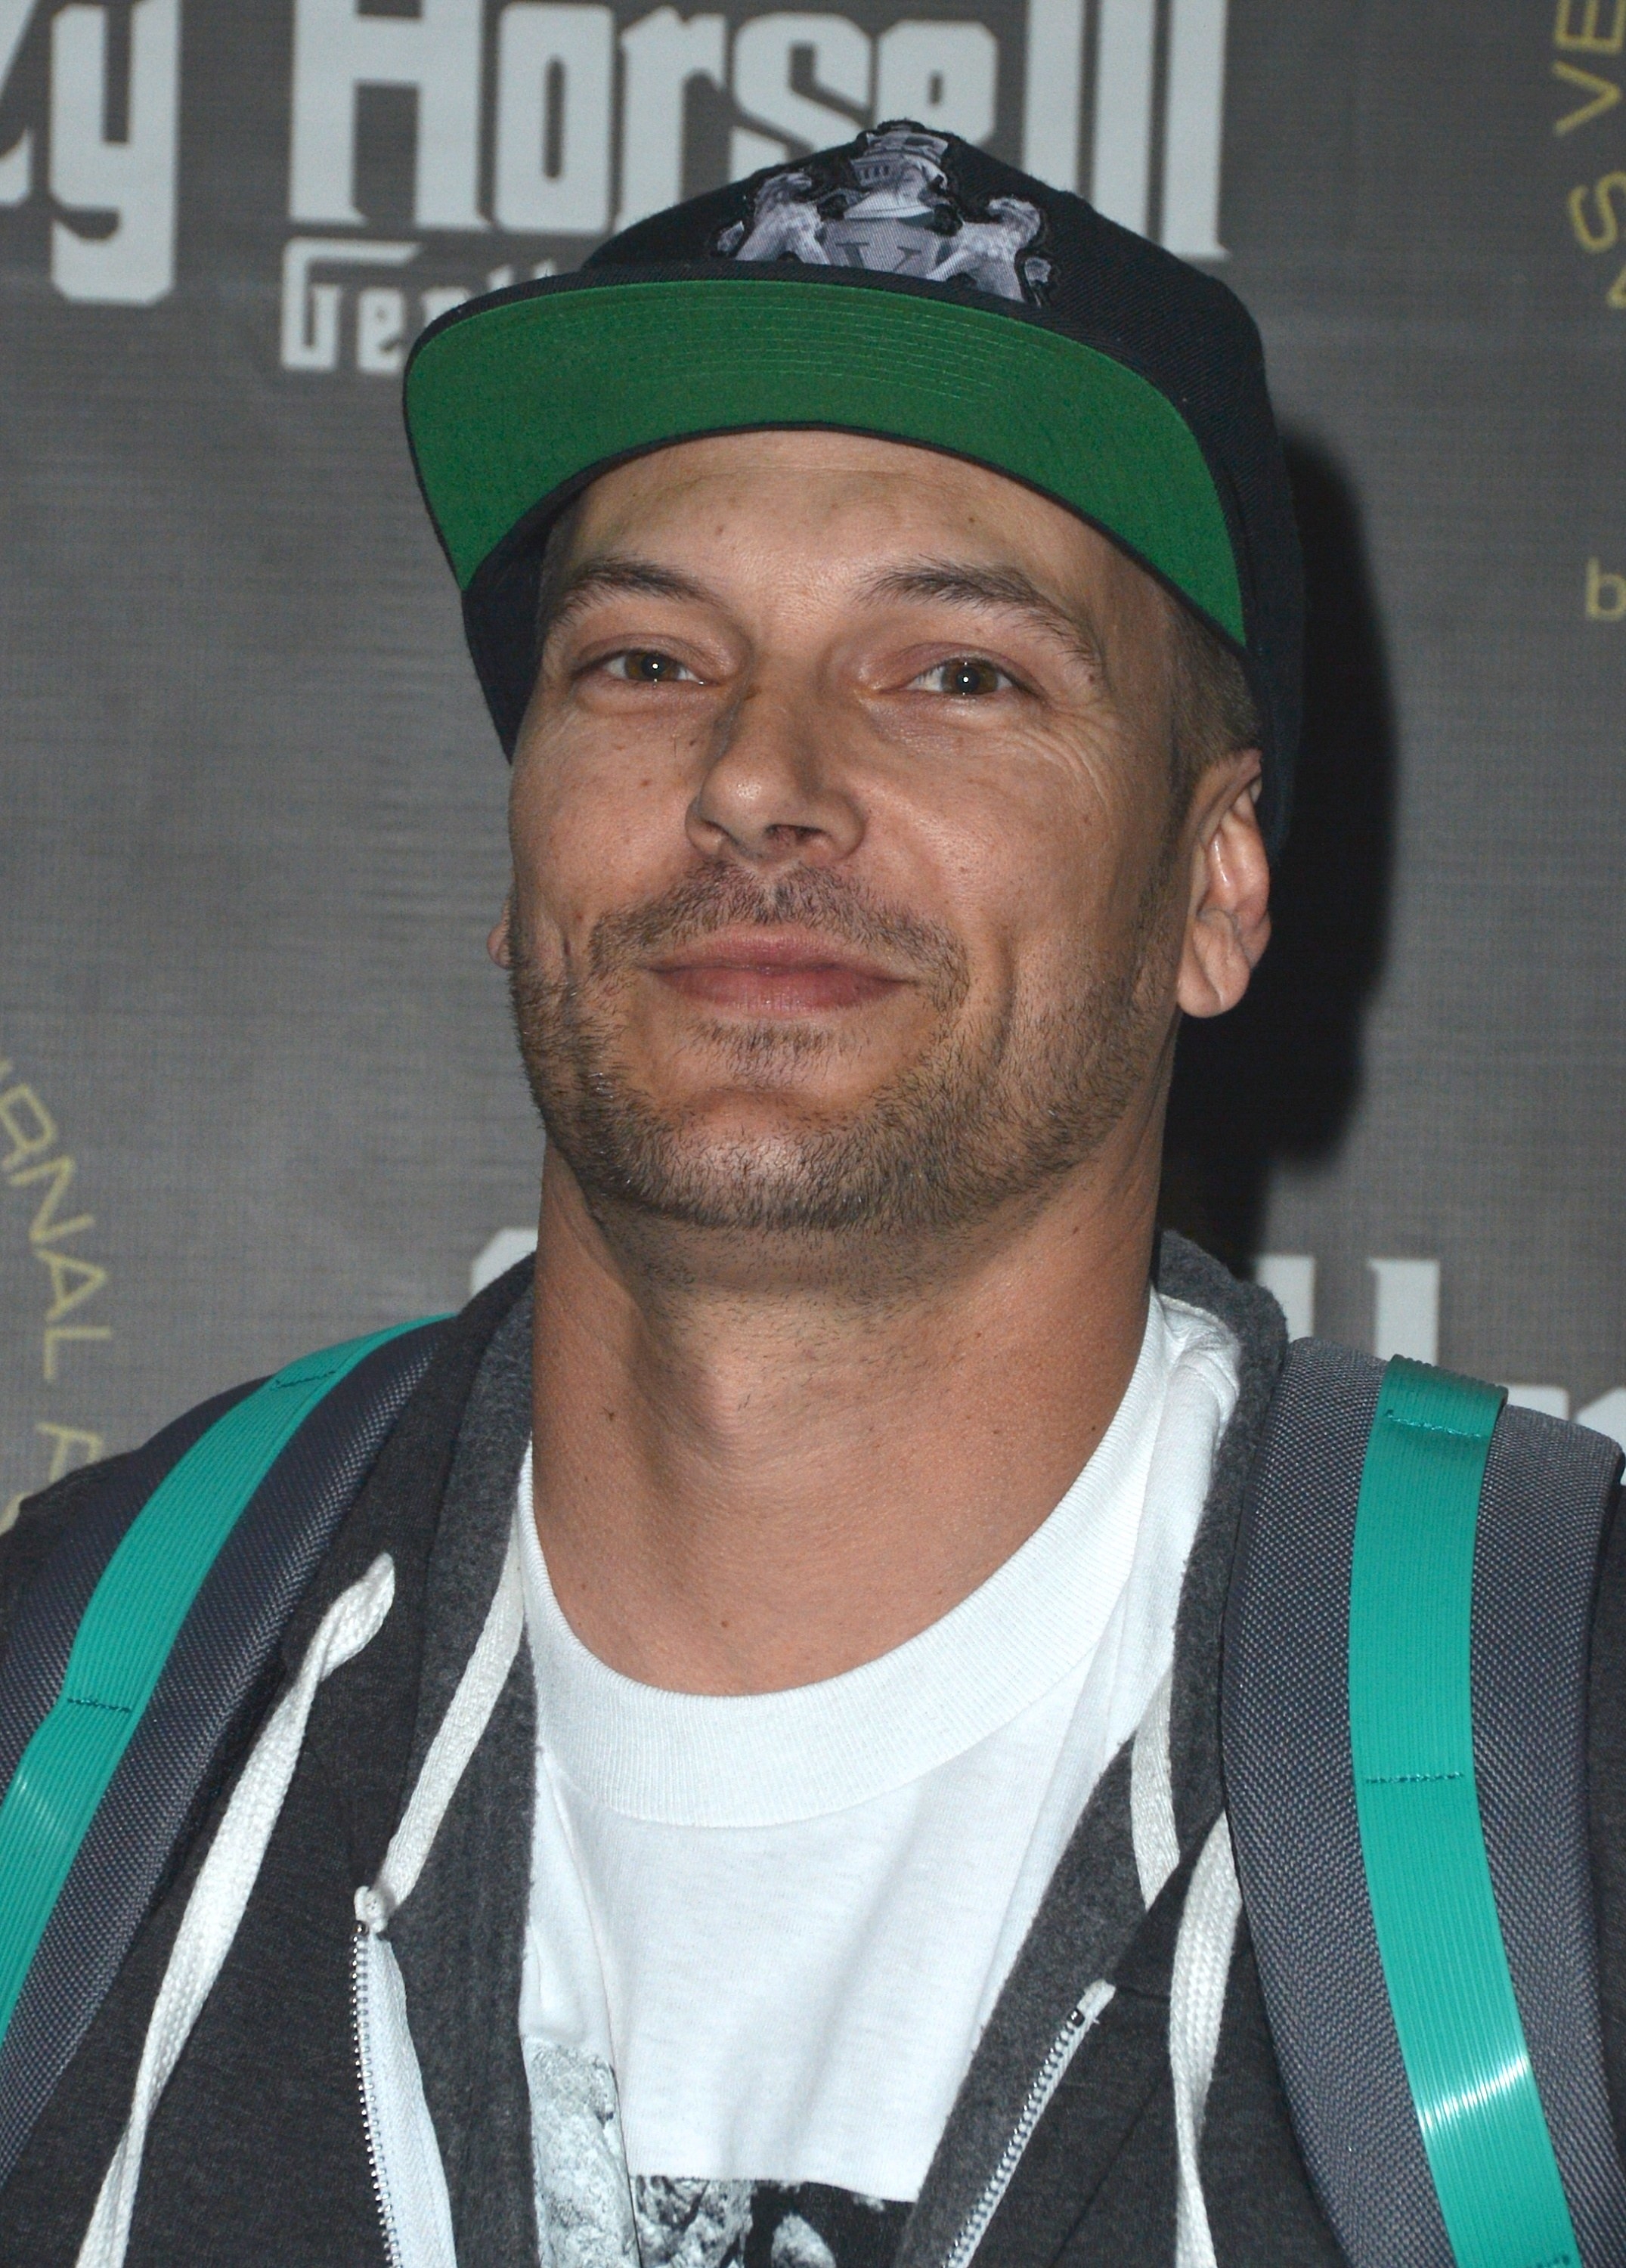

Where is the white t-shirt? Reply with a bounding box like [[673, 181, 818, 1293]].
[[516, 1291, 1239, 2268]]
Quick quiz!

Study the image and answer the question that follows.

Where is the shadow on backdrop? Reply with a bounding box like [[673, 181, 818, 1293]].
[[1160, 436, 1396, 1270]]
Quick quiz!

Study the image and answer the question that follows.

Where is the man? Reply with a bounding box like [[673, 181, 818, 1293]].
[[2, 125, 1623, 2268]]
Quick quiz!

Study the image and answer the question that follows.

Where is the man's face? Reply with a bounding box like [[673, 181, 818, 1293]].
[[499, 431, 1218, 1256]]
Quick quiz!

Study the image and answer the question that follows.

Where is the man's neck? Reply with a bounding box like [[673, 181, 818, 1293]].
[[527, 1139, 1160, 1695]]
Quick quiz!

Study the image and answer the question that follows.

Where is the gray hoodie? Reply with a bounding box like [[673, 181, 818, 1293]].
[[3, 1235, 1624, 2266]]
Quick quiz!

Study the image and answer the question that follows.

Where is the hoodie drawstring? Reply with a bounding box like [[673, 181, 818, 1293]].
[[1130, 1667, 1180, 1910], [352, 1526, 525, 2268], [75, 1554, 398, 2268], [357, 1525, 524, 1937], [1169, 1811, 1244, 2268]]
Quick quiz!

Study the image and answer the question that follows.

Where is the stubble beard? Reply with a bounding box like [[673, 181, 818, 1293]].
[[507, 863, 1176, 1254]]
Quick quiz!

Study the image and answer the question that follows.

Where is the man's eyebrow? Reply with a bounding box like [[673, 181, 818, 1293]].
[[539, 556, 717, 650], [862, 562, 1104, 670]]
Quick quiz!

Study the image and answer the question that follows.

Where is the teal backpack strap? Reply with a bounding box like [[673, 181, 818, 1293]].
[[1225, 1339, 1626, 2268], [1349, 1360, 1575, 2266], [0, 1314, 447, 2186]]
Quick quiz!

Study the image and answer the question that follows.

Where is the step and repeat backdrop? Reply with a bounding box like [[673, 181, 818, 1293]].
[[2, 0, 1623, 1517]]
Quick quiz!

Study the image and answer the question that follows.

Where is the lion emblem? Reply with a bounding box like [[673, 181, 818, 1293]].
[[717, 126, 1050, 305]]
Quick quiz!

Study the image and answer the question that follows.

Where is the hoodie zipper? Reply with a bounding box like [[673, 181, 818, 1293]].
[[939, 1980, 1115, 2268], [353, 1920, 405, 2268]]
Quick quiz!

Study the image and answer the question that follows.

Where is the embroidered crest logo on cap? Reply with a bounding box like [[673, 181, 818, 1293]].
[[716, 127, 1050, 305]]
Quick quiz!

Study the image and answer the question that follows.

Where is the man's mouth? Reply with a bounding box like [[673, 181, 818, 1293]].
[[647, 928, 907, 1015]]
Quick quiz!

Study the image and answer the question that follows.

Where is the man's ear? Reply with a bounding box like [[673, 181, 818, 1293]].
[[1175, 754, 1271, 1020], [488, 894, 515, 971]]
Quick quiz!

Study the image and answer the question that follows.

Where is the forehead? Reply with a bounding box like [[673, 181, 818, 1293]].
[[562, 429, 1154, 613]]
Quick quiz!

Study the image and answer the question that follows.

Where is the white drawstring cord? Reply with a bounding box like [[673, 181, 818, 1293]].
[[76, 1554, 398, 2268], [1169, 1811, 1244, 2268], [352, 1527, 525, 2268], [1135, 1678, 1240, 2263], [357, 1524, 524, 1932], [1129, 1667, 1180, 1909]]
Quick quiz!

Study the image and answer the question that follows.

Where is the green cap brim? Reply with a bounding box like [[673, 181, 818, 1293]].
[[404, 272, 1244, 646]]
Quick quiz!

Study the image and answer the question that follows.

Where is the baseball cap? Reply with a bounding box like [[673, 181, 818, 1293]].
[[404, 122, 1303, 851]]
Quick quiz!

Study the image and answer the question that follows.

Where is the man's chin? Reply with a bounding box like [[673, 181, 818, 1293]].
[[559, 1115, 890, 1240], [518, 950, 1160, 1259], [646, 1087, 878, 1146]]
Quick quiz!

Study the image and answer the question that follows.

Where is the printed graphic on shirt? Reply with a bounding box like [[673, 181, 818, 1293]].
[[526, 2042, 909, 2268], [715, 126, 1051, 305]]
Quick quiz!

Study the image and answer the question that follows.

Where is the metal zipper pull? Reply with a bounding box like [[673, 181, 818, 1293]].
[[940, 1980, 1115, 2268]]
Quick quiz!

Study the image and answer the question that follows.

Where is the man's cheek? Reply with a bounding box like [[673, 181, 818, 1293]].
[[508, 860, 590, 985], [544, 779, 677, 901], [520, 819, 623, 945]]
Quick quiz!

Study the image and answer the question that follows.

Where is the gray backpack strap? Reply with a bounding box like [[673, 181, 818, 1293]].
[[1224, 1337, 1626, 2268], [0, 1315, 447, 2189]]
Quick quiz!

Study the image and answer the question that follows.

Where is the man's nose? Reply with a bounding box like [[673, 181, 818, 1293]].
[[686, 681, 866, 869]]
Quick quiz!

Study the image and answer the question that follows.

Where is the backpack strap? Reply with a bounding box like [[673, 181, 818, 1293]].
[[0, 1314, 447, 2187], [1225, 1338, 1626, 2268]]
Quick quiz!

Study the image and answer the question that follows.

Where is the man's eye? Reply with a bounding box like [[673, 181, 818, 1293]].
[[915, 658, 1011, 697], [603, 650, 698, 684]]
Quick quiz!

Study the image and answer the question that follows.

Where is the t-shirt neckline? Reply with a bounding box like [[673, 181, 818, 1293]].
[[516, 1295, 1191, 1828]]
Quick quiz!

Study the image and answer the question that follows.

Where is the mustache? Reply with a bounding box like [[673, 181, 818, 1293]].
[[580, 866, 970, 1002]]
